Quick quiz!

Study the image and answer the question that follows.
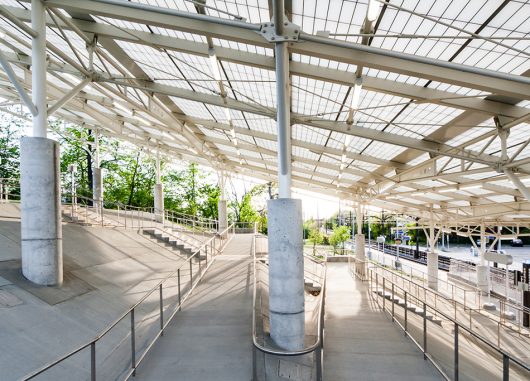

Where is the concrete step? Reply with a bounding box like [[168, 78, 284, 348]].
[[372, 289, 442, 326]]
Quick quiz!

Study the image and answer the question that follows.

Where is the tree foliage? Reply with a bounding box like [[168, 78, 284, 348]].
[[0, 113, 271, 226], [329, 225, 350, 254]]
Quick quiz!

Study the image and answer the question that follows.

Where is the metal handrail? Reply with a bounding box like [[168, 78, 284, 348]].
[[370, 262, 530, 364], [251, 235, 327, 381], [368, 266, 530, 380], [20, 222, 236, 381], [370, 256, 530, 337]]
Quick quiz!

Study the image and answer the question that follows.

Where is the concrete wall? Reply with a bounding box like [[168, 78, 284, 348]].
[[20, 137, 63, 286]]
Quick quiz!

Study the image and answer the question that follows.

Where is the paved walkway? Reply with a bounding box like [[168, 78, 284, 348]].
[[324, 262, 443, 381], [134, 234, 254, 381]]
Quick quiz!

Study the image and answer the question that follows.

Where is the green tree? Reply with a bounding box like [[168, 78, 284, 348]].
[[0, 111, 23, 180], [329, 225, 350, 254], [308, 225, 324, 255]]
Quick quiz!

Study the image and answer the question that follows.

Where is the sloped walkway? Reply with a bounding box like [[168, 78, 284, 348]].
[[134, 233, 254, 381], [324, 262, 443, 381]]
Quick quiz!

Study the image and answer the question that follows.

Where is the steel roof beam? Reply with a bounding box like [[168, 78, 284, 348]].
[[39, 1, 530, 98]]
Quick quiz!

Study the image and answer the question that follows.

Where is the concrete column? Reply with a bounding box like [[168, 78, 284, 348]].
[[218, 199, 228, 237], [477, 223, 489, 292], [20, 1, 63, 286], [92, 167, 103, 204], [427, 210, 438, 290], [217, 173, 228, 237], [355, 205, 366, 274], [20, 137, 63, 285], [92, 130, 103, 208], [154, 183, 164, 223], [153, 146, 164, 223], [268, 198, 304, 350]]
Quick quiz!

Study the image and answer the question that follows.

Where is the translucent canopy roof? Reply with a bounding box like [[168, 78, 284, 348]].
[[0, 0, 529, 224]]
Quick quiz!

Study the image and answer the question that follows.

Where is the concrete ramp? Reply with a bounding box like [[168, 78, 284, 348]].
[[324, 262, 443, 381], [0, 206, 194, 380], [134, 234, 254, 381]]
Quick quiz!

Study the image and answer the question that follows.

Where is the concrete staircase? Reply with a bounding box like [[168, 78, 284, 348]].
[[375, 289, 443, 326], [142, 228, 206, 260], [61, 207, 120, 228]]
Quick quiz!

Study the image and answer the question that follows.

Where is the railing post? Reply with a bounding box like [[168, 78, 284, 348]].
[[383, 277, 386, 312], [376, 273, 379, 307], [316, 345, 323, 381], [503, 354, 509, 381], [178, 268, 181, 311], [131, 309, 136, 376], [159, 284, 164, 336], [454, 322, 459, 381], [392, 283, 396, 321], [190, 260, 193, 287], [198, 249, 202, 274], [404, 291, 408, 334], [423, 301, 427, 359], [252, 345, 257, 381], [91, 342, 96, 381]]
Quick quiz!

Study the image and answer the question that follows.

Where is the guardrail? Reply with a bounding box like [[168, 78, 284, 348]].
[[19, 223, 235, 381], [369, 261, 530, 365], [370, 245, 530, 339], [0, 177, 20, 202], [365, 264, 530, 381], [252, 235, 326, 381]]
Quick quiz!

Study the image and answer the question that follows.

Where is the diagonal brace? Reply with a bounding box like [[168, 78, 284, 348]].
[[0, 50, 38, 116]]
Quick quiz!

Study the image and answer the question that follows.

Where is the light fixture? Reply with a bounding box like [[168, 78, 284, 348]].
[[438, 188, 453, 193], [367, 0, 382, 22], [233, 138, 238, 147], [208, 48, 222, 82], [411, 192, 425, 196], [350, 77, 363, 110]]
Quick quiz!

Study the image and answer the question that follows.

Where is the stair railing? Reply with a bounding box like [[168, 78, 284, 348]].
[[368, 265, 530, 381]]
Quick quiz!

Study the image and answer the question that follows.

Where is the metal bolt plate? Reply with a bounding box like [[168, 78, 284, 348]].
[[258, 21, 300, 42]]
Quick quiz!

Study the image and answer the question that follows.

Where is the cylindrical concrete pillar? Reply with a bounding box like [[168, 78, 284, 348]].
[[154, 183, 164, 223], [218, 199, 228, 237], [20, 137, 63, 286], [476, 265, 489, 292], [355, 233, 366, 276], [427, 250, 438, 290], [268, 198, 304, 350], [92, 167, 103, 203]]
